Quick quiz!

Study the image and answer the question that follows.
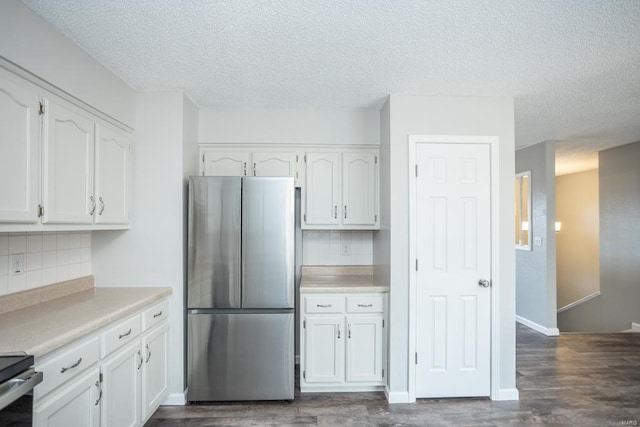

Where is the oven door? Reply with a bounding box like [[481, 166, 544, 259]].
[[0, 368, 43, 425]]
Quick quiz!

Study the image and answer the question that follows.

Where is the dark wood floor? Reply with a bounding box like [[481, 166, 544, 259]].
[[147, 324, 640, 426]]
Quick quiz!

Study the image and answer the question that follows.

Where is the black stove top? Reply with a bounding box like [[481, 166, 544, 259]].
[[0, 355, 33, 384]]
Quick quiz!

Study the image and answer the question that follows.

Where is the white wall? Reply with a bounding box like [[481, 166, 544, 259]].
[[376, 95, 517, 401], [92, 91, 195, 403], [556, 169, 599, 309], [0, 0, 136, 127], [199, 107, 379, 145]]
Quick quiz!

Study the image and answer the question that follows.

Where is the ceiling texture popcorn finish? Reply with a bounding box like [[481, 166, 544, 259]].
[[20, 0, 640, 174]]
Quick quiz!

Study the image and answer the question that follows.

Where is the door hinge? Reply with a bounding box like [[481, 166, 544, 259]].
[[382, 369, 385, 378], [303, 370, 306, 380], [415, 259, 418, 271], [37, 204, 44, 217], [38, 102, 44, 115], [415, 164, 418, 177], [304, 154, 307, 162], [415, 352, 418, 365], [304, 213, 307, 222], [375, 155, 378, 164], [303, 319, 306, 328], [382, 319, 385, 328]]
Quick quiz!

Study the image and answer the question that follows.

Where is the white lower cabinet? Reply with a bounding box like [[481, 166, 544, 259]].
[[101, 341, 142, 427], [300, 293, 387, 392], [34, 368, 101, 427], [34, 298, 170, 427]]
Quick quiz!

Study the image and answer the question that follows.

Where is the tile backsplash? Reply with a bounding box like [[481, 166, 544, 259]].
[[302, 230, 372, 265], [0, 232, 91, 296]]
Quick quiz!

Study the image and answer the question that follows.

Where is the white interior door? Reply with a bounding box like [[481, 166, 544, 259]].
[[415, 142, 491, 398]]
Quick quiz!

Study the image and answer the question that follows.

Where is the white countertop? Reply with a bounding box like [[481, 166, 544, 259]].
[[0, 278, 171, 358], [300, 266, 389, 293]]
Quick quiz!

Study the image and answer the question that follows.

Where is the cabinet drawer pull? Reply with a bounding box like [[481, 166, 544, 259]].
[[357, 304, 373, 308], [98, 196, 105, 215], [94, 379, 102, 406], [90, 196, 96, 215], [60, 357, 82, 374], [348, 324, 351, 338], [243, 162, 247, 176], [153, 310, 163, 319], [316, 304, 332, 308], [334, 205, 338, 219], [146, 344, 152, 363], [137, 350, 143, 370], [118, 328, 132, 339], [253, 162, 257, 176], [344, 205, 347, 219], [337, 324, 341, 339]]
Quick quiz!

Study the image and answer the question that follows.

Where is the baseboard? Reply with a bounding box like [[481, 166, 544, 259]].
[[516, 315, 560, 336], [162, 392, 186, 406], [492, 388, 520, 401], [385, 387, 410, 404]]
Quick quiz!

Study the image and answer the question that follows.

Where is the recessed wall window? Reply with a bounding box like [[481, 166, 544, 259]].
[[515, 171, 531, 250]]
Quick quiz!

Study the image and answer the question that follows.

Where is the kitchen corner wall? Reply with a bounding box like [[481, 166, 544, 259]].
[[302, 231, 373, 265], [0, 231, 92, 296]]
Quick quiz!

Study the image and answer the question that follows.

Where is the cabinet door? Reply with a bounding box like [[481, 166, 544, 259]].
[[251, 151, 299, 183], [34, 368, 100, 427], [303, 152, 340, 226], [202, 151, 250, 176], [101, 341, 141, 427], [42, 97, 95, 224], [95, 122, 130, 224], [342, 152, 377, 226], [303, 316, 344, 383], [345, 315, 384, 383], [141, 323, 169, 422], [0, 68, 40, 223]]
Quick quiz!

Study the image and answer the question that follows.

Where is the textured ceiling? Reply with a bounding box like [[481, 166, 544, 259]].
[[20, 0, 640, 173]]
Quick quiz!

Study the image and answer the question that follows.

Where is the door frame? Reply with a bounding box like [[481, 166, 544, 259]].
[[408, 135, 501, 401]]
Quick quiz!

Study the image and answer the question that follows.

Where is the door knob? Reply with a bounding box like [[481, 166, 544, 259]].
[[478, 279, 491, 288]]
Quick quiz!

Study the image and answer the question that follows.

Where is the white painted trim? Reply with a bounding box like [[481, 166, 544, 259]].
[[162, 392, 186, 406], [632, 322, 640, 332], [385, 388, 410, 404], [493, 388, 520, 401], [0, 56, 134, 132], [516, 315, 560, 336], [407, 135, 503, 402], [556, 291, 600, 313]]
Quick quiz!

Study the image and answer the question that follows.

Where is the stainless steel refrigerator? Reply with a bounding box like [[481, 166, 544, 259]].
[[186, 176, 295, 401]]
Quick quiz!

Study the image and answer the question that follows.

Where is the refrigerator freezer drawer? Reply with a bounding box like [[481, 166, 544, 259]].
[[187, 312, 294, 401]]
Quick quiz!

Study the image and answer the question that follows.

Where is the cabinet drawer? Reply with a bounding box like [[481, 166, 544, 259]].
[[35, 336, 100, 399], [142, 299, 169, 332], [346, 295, 384, 313], [101, 314, 141, 357], [304, 296, 345, 313]]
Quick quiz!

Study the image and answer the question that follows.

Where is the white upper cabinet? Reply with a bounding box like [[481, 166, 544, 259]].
[[0, 68, 40, 223], [42, 97, 95, 224], [0, 66, 133, 231], [303, 152, 341, 226], [342, 152, 377, 226], [303, 150, 379, 230], [251, 152, 298, 181], [95, 123, 131, 224], [203, 151, 250, 176]]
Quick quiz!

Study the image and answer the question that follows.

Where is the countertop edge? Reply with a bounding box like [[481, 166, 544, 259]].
[[10, 287, 172, 359]]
